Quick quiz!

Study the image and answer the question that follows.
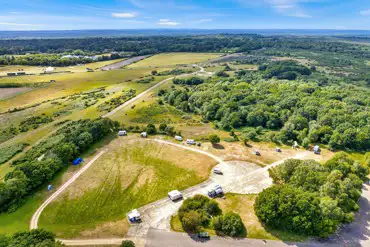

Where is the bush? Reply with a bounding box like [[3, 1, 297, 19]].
[[181, 211, 201, 232], [9, 229, 63, 246], [209, 134, 220, 145], [121, 240, 135, 247], [145, 124, 157, 135], [0, 143, 28, 164], [213, 212, 246, 237]]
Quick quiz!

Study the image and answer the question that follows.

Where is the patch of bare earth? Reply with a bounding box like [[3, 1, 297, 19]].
[[80, 219, 129, 238], [0, 87, 31, 100]]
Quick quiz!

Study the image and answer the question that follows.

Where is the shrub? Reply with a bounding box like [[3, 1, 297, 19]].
[[121, 240, 135, 247], [145, 124, 157, 135], [181, 211, 201, 232], [213, 212, 246, 237], [209, 134, 220, 145]]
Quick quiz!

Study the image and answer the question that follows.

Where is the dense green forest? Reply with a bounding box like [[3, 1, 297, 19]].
[[1, 35, 370, 58], [255, 153, 369, 237], [163, 68, 370, 151], [0, 118, 119, 212]]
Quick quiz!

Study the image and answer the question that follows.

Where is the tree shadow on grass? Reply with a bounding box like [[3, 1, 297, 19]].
[[212, 144, 225, 150]]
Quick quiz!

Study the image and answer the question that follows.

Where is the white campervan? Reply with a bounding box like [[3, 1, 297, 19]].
[[175, 136, 183, 141], [186, 139, 196, 145], [168, 190, 183, 201]]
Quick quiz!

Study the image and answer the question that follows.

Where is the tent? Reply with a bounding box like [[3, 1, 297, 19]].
[[73, 158, 83, 165]]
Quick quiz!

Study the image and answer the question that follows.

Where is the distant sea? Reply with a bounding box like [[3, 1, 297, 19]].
[[0, 29, 370, 39]]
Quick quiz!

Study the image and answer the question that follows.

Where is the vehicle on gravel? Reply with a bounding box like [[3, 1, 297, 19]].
[[186, 139, 196, 145], [141, 132, 148, 138], [212, 166, 223, 175], [197, 232, 210, 239], [127, 209, 141, 223], [118, 130, 127, 136], [254, 150, 261, 156], [168, 190, 183, 201], [276, 147, 281, 152], [208, 185, 223, 198]]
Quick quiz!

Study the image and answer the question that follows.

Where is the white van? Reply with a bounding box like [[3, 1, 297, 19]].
[[168, 190, 183, 201], [175, 136, 183, 141], [186, 139, 196, 145], [118, 130, 127, 136]]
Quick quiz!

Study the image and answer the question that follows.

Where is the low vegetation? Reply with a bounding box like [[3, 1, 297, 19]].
[[177, 195, 246, 237], [0, 229, 64, 247], [255, 153, 369, 238], [0, 143, 28, 164], [0, 118, 119, 212]]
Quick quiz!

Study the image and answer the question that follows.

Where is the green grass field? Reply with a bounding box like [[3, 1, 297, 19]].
[[0, 59, 124, 76], [127, 53, 222, 69], [39, 137, 216, 238]]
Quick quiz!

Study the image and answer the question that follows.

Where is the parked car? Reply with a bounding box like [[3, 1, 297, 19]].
[[212, 166, 223, 175], [186, 139, 196, 145], [208, 185, 223, 198], [175, 136, 183, 141], [197, 232, 210, 239], [254, 150, 261, 156], [276, 147, 281, 152]]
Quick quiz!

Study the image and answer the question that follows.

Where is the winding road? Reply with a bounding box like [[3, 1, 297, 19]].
[[102, 65, 207, 118]]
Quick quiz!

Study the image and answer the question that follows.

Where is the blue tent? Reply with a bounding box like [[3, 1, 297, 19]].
[[73, 158, 83, 165]]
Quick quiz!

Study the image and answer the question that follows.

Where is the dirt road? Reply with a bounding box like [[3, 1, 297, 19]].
[[102, 66, 206, 118], [30, 150, 106, 230], [100, 55, 150, 71]]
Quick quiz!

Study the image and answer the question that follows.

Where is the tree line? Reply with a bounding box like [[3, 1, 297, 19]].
[[162, 74, 370, 151], [255, 153, 369, 237], [0, 53, 123, 67], [1, 35, 370, 60], [0, 118, 119, 212]]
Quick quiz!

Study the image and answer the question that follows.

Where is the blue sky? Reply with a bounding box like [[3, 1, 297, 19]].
[[1, 0, 370, 30]]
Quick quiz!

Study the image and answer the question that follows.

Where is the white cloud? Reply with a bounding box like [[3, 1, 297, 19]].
[[0, 22, 42, 27], [237, 0, 312, 18], [192, 18, 213, 23], [157, 19, 180, 26], [112, 12, 137, 18], [360, 9, 370, 16]]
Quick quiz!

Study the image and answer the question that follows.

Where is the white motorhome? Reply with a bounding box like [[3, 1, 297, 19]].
[[175, 136, 183, 141], [212, 166, 223, 174], [118, 130, 127, 136], [186, 139, 196, 145], [141, 132, 148, 138], [127, 209, 141, 223], [168, 190, 183, 201]]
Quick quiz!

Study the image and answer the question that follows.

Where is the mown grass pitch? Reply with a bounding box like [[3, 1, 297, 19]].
[[39, 136, 216, 238], [127, 53, 222, 68]]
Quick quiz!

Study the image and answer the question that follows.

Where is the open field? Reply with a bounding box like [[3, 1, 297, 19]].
[[0, 59, 124, 76], [39, 136, 216, 238], [0, 67, 163, 111], [127, 53, 222, 69], [0, 87, 32, 100]]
